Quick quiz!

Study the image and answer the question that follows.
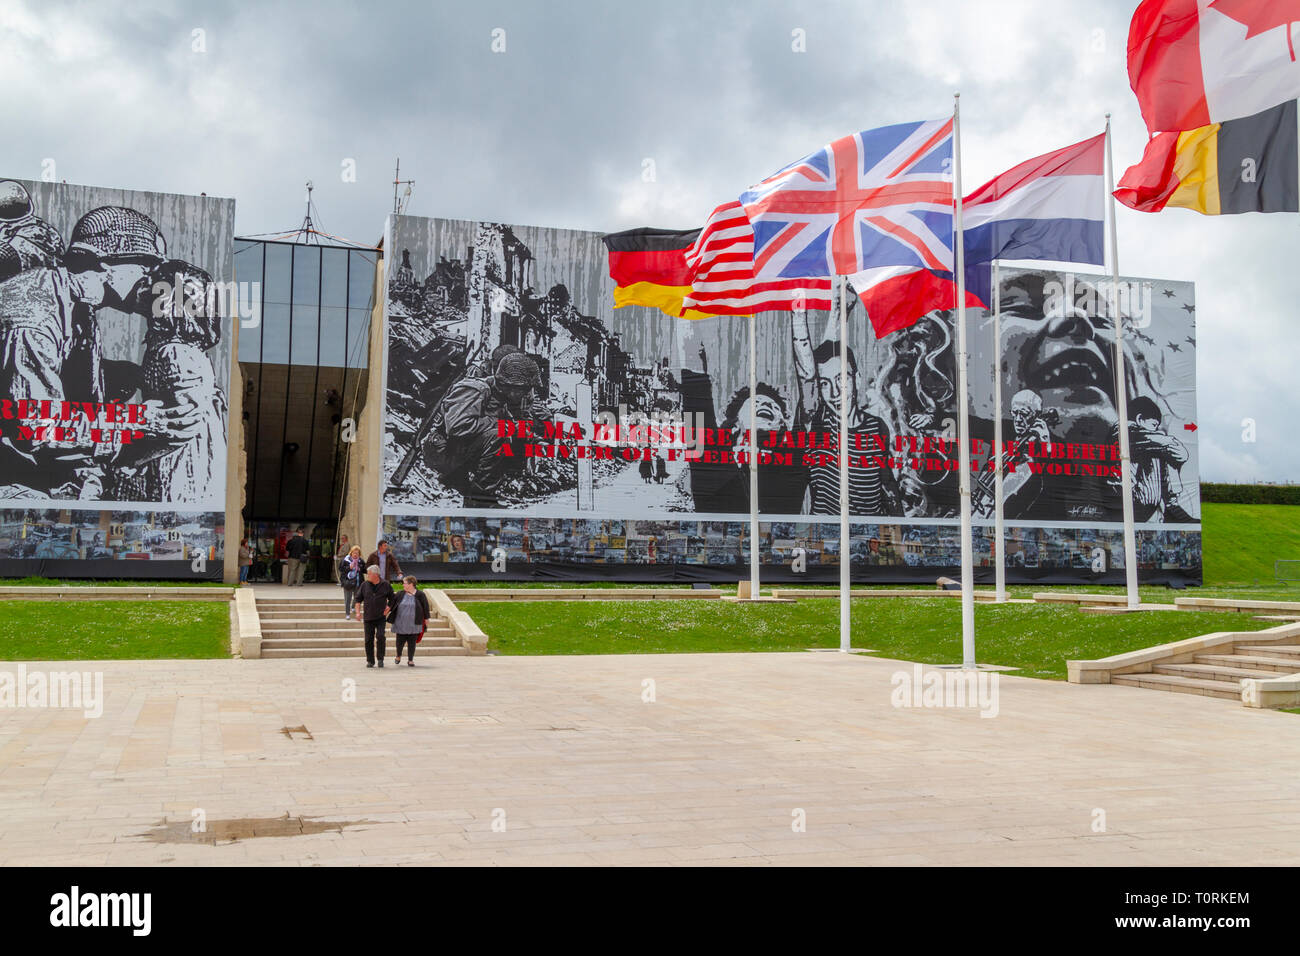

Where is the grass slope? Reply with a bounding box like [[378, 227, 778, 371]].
[[1201, 502, 1300, 585], [469, 598, 1273, 679], [0, 601, 230, 660]]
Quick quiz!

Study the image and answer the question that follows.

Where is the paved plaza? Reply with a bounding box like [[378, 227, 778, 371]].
[[1, 650, 1297, 866]]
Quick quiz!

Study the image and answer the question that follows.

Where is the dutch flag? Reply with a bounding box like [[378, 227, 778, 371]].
[[963, 132, 1107, 306]]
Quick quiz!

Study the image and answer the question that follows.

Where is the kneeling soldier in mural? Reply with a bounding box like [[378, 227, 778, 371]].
[[421, 350, 541, 508]]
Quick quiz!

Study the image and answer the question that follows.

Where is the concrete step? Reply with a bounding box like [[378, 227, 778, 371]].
[[1195, 653, 1300, 674], [255, 619, 366, 631], [255, 599, 347, 607], [257, 608, 362, 616], [256, 617, 450, 630], [261, 627, 455, 641], [1153, 662, 1277, 682], [259, 646, 469, 659], [262, 635, 462, 649], [1234, 644, 1300, 658], [1111, 672, 1243, 700]]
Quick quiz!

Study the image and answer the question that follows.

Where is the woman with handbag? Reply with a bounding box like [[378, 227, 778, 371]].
[[339, 545, 364, 620], [391, 575, 431, 667]]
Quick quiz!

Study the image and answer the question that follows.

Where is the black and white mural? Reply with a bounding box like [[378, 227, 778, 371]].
[[0, 178, 234, 576], [381, 215, 1200, 584]]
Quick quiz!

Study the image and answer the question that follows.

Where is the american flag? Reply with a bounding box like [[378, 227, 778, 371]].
[[680, 199, 833, 316], [741, 119, 957, 279]]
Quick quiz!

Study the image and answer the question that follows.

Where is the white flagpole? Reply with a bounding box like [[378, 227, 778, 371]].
[[954, 92, 976, 668], [1105, 113, 1140, 609], [839, 275, 851, 652], [748, 311, 761, 599], [993, 259, 1006, 603]]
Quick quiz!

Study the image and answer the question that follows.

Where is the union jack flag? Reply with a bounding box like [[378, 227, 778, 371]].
[[741, 119, 957, 279]]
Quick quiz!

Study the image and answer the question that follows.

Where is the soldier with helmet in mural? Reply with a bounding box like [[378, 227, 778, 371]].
[[421, 350, 543, 508], [0, 203, 207, 500], [0, 181, 65, 282]]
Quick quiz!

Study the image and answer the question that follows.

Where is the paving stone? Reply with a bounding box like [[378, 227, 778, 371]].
[[1, 653, 1299, 865]]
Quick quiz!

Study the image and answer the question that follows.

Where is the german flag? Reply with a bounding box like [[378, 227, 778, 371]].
[[1115, 101, 1298, 215], [602, 227, 713, 320]]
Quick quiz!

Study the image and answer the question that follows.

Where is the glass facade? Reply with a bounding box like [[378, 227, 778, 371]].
[[234, 239, 378, 579]]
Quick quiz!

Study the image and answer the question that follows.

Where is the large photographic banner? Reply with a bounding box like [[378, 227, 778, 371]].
[[382, 215, 1200, 583], [0, 178, 234, 577]]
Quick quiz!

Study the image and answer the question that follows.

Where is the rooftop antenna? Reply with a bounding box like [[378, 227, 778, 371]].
[[237, 178, 375, 248], [393, 159, 414, 216], [299, 181, 317, 244]]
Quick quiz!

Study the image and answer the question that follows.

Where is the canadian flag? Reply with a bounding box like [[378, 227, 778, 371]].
[[1129, 0, 1300, 133]]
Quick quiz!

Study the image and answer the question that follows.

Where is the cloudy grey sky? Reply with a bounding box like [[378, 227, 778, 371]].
[[1, 0, 1292, 481]]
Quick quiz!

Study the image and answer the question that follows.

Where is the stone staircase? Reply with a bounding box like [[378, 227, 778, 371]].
[[1070, 622, 1300, 705], [1111, 641, 1300, 700], [256, 594, 468, 659]]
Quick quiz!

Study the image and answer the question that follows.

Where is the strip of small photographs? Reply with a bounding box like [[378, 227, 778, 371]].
[[382, 514, 1200, 571], [0, 510, 224, 562]]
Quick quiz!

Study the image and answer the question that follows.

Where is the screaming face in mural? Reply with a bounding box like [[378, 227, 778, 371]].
[[998, 276, 1129, 447], [0, 205, 209, 500], [994, 273, 1180, 522], [421, 350, 542, 508]]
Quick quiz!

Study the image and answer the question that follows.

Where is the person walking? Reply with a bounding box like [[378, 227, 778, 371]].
[[238, 537, 253, 584], [390, 575, 431, 667], [332, 535, 350, 583], [285, 527, 310, 587], [338, 544, 364, 620], [365, 540, 403, 584], [354, 565, 393, 668]]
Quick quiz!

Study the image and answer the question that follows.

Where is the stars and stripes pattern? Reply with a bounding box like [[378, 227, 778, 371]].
[[740, 119, 958, 279], [681, 200, 833, 315]]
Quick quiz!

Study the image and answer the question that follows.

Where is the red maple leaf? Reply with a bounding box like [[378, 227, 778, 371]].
[[1209, 0, 1300, 60]]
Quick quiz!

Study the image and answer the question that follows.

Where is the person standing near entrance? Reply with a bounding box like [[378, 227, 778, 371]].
[[391, 575, 430, 667], [365, 540, 403, 584], [354, 565, 393, 668], [332, 534, 350, 583], [338, 544, 363, 620], [285, 527, 310, 587], [238, 537, 253, 584]]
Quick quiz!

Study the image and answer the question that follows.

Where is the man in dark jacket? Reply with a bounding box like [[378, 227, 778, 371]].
[[285, 527, 310, 586], [354, 565, 394, 667], [365, 540, 403, 583]]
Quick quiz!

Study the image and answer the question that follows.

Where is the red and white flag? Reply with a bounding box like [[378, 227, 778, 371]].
[[681, 200, 833, 315], [1129, 0, 1300, 133]]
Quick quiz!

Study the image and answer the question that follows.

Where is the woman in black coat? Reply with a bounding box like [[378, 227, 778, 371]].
[[338, 545, 364, 620], [389, 575, 431, 667]]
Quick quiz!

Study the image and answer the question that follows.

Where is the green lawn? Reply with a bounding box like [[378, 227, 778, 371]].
[[1201, 502, 1300, 585], [0, 601, 230, 660], [468, 598, 1274, 680]]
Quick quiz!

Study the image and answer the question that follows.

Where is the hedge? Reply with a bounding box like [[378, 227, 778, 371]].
[[1201, 483, 1300, 505]]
